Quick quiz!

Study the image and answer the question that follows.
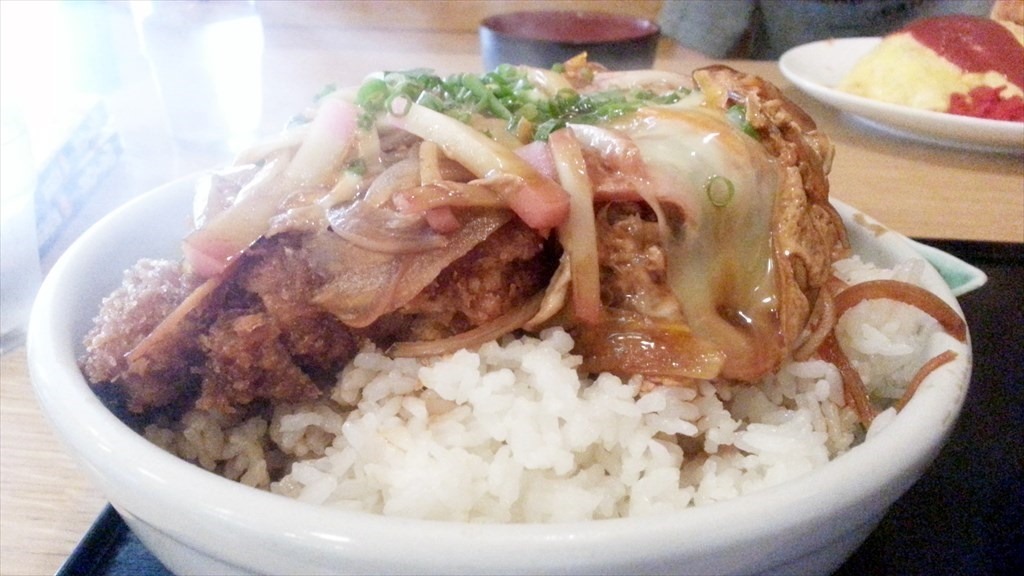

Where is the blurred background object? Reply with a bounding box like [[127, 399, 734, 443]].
[[480, 10, 660, 71], [0, 0, 122, 273], [0, 1, 666, 275], [0, 103, 43, 352], [132, 0, 264, 152], [658, 0, 997, 60], [991, 0, 1024, 22]]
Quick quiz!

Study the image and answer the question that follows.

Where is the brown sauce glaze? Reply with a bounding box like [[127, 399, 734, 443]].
[[905, 15, 1024, 90]]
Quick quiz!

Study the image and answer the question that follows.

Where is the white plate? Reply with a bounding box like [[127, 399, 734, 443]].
[[779, 37, 1024, 153]]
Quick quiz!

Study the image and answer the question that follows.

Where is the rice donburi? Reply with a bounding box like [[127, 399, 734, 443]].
[[80, 57, 967, 521]]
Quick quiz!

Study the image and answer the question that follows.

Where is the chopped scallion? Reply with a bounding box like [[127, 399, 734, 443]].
[[705, 175, 735, 207], [726, 105, 759, 139], [351, 66, 691, 142]]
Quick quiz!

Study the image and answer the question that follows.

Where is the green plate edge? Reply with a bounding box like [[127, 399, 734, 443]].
[[908, 239, 989, 297]]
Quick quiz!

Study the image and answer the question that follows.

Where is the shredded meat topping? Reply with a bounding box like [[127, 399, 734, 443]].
[[596, 202, 684, 321], [396, 220, 554, 340], [693, 65, 848, 351]]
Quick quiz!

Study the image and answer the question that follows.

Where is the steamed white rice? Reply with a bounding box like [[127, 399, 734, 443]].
[[145, 255, 954, 522]]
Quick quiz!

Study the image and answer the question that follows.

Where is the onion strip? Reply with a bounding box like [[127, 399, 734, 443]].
[[524, 254, 572, 330], [319, 170, 363, 208], [896, 349, 958, 411], [363, 157, 421, 207], [820, 279, 968, 427], [182, 157, 288, 277], [548, 128, 602, 325], [126, 272, 226, 366], [566, 123, 670, 241], [283, 97, 359, 187], [792, 288, 836, 361], [832, 279, 967, 343], [419, 141, 444, 185], [388, 294, 544, 358], [819, 333, 876, 426], [424, 207, 461, 233], [393, 182, 505, 213], [232, 123, 309, 166], [327, 201, 448, 254], [384, 99, 569, 229]]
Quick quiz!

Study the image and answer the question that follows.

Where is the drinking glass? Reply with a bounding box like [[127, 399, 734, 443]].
[[1, 105, 43, 353]]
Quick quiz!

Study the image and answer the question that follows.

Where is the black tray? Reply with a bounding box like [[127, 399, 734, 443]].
[[58, 240, 1024, 576], [58, 506, 171, 576]]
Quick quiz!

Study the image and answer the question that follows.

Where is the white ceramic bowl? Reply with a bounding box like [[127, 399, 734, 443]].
[[29, 177, 972, 575]]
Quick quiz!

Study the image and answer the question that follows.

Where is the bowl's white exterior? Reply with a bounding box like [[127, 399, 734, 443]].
[[28, 178, 971, 575]]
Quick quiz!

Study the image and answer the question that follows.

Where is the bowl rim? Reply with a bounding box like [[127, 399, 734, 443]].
[[27, 175, 971, 570], [480, 10, 661, 44]]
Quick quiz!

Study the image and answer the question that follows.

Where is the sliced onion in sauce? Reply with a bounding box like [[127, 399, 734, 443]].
[[362, 157, 421, 206], [283, 97, 359, 187], [393, 182, 504, 213], [183, 157, 289, 277], [383, 98, 569, 230], [549, 128, 602, 325], [313, 210, 512, 328], [327, 200, 448, 254], [388, 293, 545, 357], [574, 309, 726, 381], [232, 123, 309, 167]]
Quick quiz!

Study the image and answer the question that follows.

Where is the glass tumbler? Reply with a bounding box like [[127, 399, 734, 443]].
[[1, 104, 43, 353]]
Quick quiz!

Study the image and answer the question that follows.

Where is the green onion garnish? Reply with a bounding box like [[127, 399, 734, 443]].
[[352, 67, 690, 142], [345, 158, 367, 176], [726, 105, 759, 139], [705, 175, 735, 207]]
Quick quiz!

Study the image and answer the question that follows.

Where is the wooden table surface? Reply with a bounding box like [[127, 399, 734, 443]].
[[1, 2, 1021, 575]]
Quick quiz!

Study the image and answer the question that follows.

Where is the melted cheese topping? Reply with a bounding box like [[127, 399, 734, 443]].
[[608, 103, 785, 380]]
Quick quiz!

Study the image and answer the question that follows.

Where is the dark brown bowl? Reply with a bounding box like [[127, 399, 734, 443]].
[[480, 10, 660, 71]]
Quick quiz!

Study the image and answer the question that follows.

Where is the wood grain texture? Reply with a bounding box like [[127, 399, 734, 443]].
[[1, 350, 107, 575]]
